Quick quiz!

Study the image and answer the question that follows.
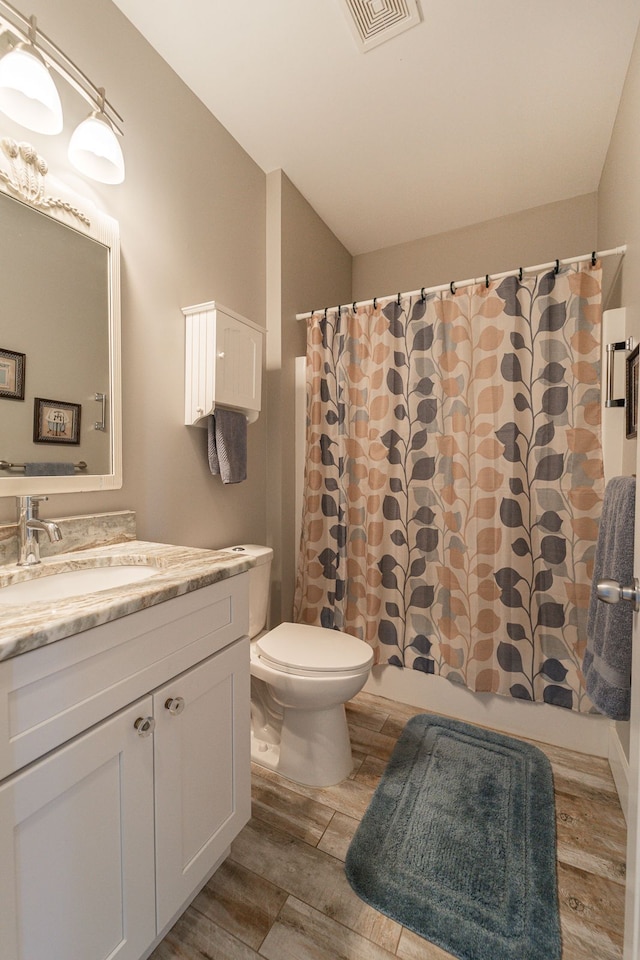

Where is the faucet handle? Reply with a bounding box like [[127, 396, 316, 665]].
[[29, 495, 48, 516]]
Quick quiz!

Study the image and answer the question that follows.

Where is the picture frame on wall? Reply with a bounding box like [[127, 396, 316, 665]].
[[33, 398, 81, 444], [0, 347, 25, 400], [626, 344, 639, 440]]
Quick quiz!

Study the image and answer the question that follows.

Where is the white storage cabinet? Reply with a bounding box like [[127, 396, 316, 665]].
[[184, 300, 264, 426]]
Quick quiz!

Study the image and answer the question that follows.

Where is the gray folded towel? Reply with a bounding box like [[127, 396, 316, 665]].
[[24, 462, 75, 476], [583, 476, 635, 720], [207, 409, 247, 483]]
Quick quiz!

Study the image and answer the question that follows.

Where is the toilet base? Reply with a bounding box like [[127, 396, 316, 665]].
[[251, 702, 354, 787]]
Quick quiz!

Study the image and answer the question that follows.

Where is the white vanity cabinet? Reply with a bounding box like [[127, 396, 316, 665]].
[[0, 572, 251, 960], [154, 638, 249, 931], [0, 697, 157, 960]]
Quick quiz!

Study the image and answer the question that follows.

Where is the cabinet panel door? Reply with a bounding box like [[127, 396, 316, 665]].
[[215, 309, 263, 412], [154, 638, 250, 931], [0, 698, 156, 960]]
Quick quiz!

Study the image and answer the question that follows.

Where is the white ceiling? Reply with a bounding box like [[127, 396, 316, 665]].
[[111, 0, 640, 256]]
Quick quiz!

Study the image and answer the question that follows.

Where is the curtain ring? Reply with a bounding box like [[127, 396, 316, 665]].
[[518, 267, 523, 282], [420, 287, 426, 302], [591, 250, 597, 267], [352, 301, 357, 312], [450, 281, 456, 295], [397, 292, 401, 306], [554, 259, 560, 275], [485, 274, 490, 289], [323, 308, 327, 320], [373, 297, 377, 309]]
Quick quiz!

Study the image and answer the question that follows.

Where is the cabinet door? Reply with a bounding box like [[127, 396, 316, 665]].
[[0, 698, 156, 960], [215, 309, 263, 413], [154, 638, 250, 931]]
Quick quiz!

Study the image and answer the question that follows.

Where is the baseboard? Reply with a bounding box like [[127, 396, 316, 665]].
[[608, 722, 630, 822], [364, 665, 610, 757]]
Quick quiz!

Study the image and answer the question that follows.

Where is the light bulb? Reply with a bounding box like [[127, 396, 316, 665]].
[[68, 111, 125, 185], [0, 44, 63, 135]]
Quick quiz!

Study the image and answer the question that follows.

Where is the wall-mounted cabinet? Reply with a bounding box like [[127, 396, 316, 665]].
[[184, 300, 264, 426]]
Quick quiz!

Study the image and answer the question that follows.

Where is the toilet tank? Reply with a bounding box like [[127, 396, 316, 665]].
[[224, 544, 273, 638]]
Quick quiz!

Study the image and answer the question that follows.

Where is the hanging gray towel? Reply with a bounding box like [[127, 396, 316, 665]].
[[582, 476, 635, 721], [207, 410, 247, 483], [24, 462, 75, 476]]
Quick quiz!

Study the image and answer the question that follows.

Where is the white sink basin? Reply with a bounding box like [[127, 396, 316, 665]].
[[0, 564, 158, 604]]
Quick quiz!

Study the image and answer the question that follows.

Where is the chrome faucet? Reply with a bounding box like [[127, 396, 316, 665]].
[[16, 496, 63, 566]]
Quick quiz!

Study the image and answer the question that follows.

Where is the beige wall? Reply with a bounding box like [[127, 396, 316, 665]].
[[0, 0, 267, 551], [352, 193, 598, 302], [266, 171, 351, 622]]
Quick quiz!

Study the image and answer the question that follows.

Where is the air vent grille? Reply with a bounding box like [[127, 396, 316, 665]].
[[339, 0, 421, 52]]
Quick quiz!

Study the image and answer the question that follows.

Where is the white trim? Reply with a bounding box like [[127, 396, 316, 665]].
[[609, 721, 630, 823]]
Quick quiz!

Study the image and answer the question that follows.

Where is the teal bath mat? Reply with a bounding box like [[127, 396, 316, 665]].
[[345, 714, 560, 960]]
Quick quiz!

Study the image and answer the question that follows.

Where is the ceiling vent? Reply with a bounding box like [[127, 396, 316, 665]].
[[339, 0, 422, 53]]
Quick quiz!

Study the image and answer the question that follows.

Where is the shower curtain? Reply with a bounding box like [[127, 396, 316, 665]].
[[294, 263, 604, 712]]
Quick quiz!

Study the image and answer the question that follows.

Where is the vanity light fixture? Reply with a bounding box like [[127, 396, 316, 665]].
[[0, 1, 124, 183], [68, 88, 124, 185], [0, 17, 62, 134]]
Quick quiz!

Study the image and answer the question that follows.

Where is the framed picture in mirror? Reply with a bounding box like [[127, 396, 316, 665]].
[[33, 398, 81, 444], [626, 344, 639, 439], [0, 347, 25, 401]]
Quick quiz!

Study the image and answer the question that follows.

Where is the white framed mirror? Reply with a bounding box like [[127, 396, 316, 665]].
[[0, 137, 122, 495]]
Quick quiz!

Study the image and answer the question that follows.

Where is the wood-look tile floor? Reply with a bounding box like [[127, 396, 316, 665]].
[[150, 691, 627, 960]]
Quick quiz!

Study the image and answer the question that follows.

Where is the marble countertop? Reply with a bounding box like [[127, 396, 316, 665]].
[[0, 540, 253, 662]]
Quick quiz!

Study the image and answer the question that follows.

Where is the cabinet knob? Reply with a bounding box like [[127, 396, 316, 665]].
[[217, 351, 225, 359], [134, 716, 155, 737], [165, 696, 185, 716]]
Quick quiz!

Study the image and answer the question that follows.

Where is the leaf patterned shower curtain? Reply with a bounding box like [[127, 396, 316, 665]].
[[294, 263, 604, 712]]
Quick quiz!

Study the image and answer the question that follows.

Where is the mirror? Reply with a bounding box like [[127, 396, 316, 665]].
[[0, 137, 121, 495]]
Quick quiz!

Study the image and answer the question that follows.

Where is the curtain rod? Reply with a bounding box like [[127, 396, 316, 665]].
[[296, 245, 627, 321]]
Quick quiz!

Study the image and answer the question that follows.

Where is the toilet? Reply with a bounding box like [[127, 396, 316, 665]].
[[224, 544, 373, 787]]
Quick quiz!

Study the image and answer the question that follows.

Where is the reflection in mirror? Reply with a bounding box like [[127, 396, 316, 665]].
[[1, 192, 110, 472], [0, 138, 121, 495]]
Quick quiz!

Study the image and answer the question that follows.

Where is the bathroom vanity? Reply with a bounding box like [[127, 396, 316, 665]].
[[0, 539, 252, 960]]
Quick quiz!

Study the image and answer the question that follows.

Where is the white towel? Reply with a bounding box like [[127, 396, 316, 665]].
[[207, 410, 247, 483]]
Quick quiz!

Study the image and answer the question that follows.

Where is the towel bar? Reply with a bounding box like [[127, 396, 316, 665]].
[[0, 460, 87, 471]]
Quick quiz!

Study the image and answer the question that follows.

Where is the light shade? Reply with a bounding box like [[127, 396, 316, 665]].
[[0, 43, 63, 134], [68, 112, 125, 185]]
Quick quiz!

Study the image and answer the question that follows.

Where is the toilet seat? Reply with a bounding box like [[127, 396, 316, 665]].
[[255, 623, 373, 677]]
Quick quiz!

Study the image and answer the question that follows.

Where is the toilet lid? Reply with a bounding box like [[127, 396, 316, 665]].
[[256, 623, 373, 674]]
